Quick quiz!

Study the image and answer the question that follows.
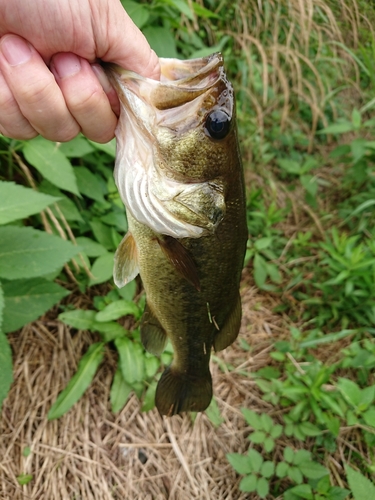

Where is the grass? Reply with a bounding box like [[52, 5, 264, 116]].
[[1, 0, 375, 498]]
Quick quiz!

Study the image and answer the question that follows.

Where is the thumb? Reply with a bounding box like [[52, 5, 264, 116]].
[[98, 0, 160, 80]]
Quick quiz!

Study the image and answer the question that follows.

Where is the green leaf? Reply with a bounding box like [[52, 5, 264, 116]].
[[247, 448, 263, 473], [144, 355, 160, 379], [39, 182, 83, 222], [58, 136, 94, 158], [143, 26, 178, 58], [227, 453, 252, 475], [293, 449, 312, 463], [328, 487, 351, 500], [270, 424, 283, 439], [90, 220, 115, 249], [286, 484, 314, 499], [300, 175, 318, 197], [0, 281, 3, 331], [359, 386, 375, 410], [121, 0, 149, 28], [141, 380, 157, 412], [2, 278, 70, 333], [288, 465, 303, 484], [0, 328, 13, 411], [345, 465, 375, 500], [166, 0, 194, 20], [16, 474, 33, 486], [299, 421, 322, 437], [74, 166, 106, 204], [264, 437, 275, 452], [75, 237, 107, 257], [256, 477, 269, 498], [189, 36, 230, 59], [117, 280, 137, 301], [23, 136, 79, 195], [58, 309, 97, 330], [241, 408, 262, 429], [284, 446, 295, 463], [115, 337, 144, 385], [298, 460, 329, 479], [89, 253, 115, 286], [48, 342, 104, 419], [87, 139, 116, 158], [261, 461, 275, 478], [249, 430, 266, 444], [276, 461, 289, 478], [299, 461, 329, 480], [205, 396, 224, 427], [277, 159, 301, 175], [0, 226, 80, 280], [253, 253, 268, 288], [239, 473, 257, 492], [337, 378, 361, 407], [95, 299, 139, 322], [318, 122, 354, 134], [352, 108, 362, 129], [110, 367, 132, 413], [0, 181, 59, 224], [363, 408, 375, 427], [260, 413, 273, 432], [95, 322, 126, 342]]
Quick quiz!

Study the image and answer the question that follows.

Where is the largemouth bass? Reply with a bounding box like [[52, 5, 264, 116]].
[[105, 53, 247, 416]]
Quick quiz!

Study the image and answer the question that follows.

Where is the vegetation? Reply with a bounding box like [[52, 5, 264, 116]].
[[1, 0, 375, 497]]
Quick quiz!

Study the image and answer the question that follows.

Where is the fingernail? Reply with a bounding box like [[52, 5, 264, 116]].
[[0, 35, 32, 66], [91, 64, 113, 94], [52, 53, 81, 79]]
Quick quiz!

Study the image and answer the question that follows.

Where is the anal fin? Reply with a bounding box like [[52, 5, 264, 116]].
[[140, 303, 168, 355], [157, 236, 200, 291], [113, 231, 139, 288], [213, 293, 242, 351]]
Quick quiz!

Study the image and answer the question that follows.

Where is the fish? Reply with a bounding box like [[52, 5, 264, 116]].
[[104, 53, 247, 416]]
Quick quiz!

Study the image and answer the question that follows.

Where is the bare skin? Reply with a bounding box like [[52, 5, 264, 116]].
[[0, 0, 160, 143]]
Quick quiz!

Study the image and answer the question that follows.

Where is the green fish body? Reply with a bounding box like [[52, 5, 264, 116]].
[[105, 54, 247, 416]]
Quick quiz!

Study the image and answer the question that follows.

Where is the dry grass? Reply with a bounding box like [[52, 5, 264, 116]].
[[0, 271, 283, 500], [219, 0, 363, 149], [0, 269, 361, 499]]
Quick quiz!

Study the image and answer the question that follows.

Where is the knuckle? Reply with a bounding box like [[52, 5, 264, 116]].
[[68, 85, 104, 114]]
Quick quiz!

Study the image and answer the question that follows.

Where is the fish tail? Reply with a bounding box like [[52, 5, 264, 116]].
[[155, 367, 212, 416]]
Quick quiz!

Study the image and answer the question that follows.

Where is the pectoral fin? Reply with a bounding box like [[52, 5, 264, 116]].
[[140, 303, 168, 355], [213, 293, 242, 351], [113, 232, 139, 288], [157, 236, 200, 291]]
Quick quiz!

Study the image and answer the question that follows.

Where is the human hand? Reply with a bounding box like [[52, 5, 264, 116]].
[[0, 0, 160, 143]]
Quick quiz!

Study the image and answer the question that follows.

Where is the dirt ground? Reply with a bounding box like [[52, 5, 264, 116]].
[[0, 268, 288, 500]]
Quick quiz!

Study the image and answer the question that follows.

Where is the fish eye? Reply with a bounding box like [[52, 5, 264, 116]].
[[204, 109, 231, 140]]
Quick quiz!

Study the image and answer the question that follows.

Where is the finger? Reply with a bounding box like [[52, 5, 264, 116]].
[[0, 34, 80, 142], [50, 53, 118, 143], [97, 0, 160, 80], [0, 68, 37, 139]]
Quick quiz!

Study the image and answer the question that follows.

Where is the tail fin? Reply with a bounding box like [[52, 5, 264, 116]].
[[155, 367, 212, 416]]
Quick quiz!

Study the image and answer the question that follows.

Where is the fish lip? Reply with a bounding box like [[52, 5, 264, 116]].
[[104, 52, 224, 84], [103, 53, 229, 110]]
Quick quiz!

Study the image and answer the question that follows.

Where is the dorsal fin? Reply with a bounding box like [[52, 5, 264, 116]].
[[113, 232, 139, 288], [157, 236, 200, 291]]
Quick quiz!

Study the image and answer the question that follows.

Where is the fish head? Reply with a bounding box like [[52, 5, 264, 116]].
[[105, 53, 240, 238]]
